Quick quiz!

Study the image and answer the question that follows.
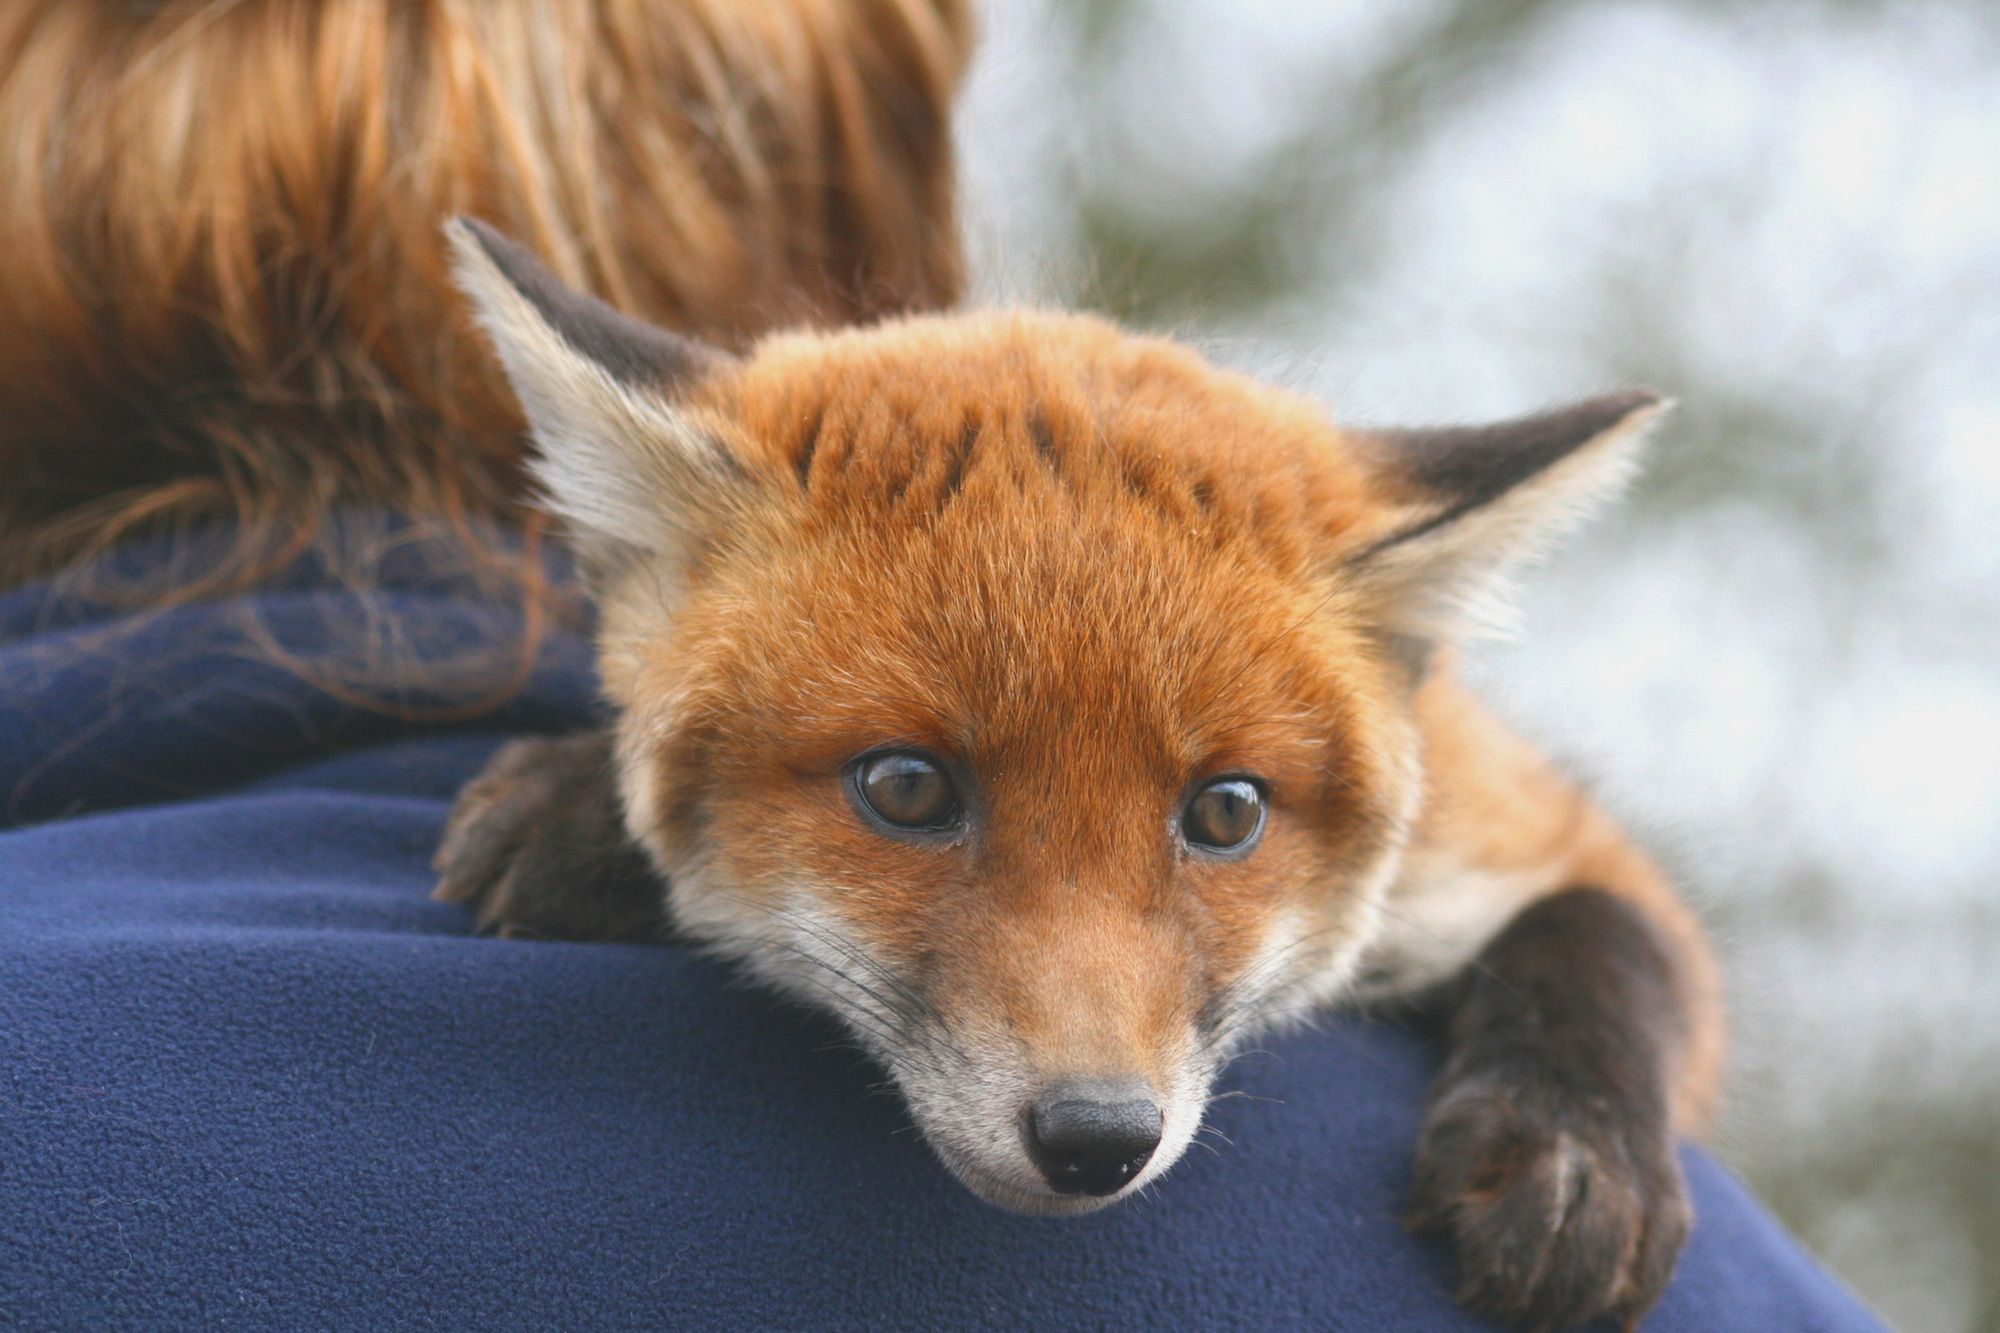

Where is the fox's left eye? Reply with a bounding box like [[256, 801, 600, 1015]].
[[1182, 777, 1267, 854], [851, 751, 962, 834]]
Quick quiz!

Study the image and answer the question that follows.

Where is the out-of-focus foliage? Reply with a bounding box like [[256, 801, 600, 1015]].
[[958, 4, 2000, 1330]]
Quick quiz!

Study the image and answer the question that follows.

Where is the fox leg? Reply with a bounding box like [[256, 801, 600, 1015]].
[[1406, 887, 1693, 1330], [1370, 675, 1723, 1330], [431, 729, 666, 941]]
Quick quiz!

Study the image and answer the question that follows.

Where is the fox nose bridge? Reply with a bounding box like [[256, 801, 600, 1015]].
[[954, 889, 1200, 1089]]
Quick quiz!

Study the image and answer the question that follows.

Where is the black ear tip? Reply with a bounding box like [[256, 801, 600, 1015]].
[[449, 215, 542, 281], [445, 213, 492, 247], [1534, 388, 1671, 447], [448, 213, 726, 390], [1601, 386, 1668, 417], [1364, 387, 1672, 521]]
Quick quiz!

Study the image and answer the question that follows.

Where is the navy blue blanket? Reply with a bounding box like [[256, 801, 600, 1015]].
[[0, 526, 1880, 1330]]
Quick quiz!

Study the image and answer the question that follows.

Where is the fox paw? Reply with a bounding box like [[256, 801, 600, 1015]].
[[431, 730, 665, 941], [1411, 1079, 1690, 1331]]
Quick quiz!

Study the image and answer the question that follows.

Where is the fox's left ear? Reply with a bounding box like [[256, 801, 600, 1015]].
[[1340, 391, 1668, 651], [445, 217, 745, 572]]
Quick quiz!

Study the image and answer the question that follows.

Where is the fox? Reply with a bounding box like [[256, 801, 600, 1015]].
[[433, 217, 1725, 1331]]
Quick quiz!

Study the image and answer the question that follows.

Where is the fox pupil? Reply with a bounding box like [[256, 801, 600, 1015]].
[[855, 752, 958, 831]]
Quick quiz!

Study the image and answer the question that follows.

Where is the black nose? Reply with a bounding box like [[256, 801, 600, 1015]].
[[1024, 1080, 1163, 1197]]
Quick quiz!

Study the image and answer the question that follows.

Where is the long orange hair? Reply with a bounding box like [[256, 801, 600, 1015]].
[[0, 0, 969, 613]]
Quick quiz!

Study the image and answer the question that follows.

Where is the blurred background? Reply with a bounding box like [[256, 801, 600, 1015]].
[[955, 3, 1999, 1330]]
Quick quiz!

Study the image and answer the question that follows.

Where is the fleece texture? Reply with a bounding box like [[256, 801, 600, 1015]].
[[0, 523, 1882, 1331]]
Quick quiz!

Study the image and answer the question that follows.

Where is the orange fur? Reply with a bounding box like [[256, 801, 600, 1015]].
[[548, 310, 1721, 1148]]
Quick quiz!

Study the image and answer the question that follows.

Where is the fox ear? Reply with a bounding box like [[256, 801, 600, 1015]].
[[445, 216, 742, 569], [1342, 391, 1668, 652]]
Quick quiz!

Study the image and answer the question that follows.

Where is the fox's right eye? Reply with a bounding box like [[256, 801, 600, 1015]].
[[851, 751, 962, 834]]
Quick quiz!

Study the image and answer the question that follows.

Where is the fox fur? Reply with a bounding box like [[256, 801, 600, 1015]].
[[443, 218, 1724, 1328]]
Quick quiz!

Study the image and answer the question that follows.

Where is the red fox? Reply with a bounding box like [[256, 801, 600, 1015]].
[[435, 218, 1725, 1331]]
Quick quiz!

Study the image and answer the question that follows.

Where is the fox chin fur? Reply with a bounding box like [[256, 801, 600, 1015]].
[[438, 217, 1724, 1328]]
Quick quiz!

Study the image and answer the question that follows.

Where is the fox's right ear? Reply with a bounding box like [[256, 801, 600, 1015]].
[[445, 217, 745, 571], [1337, 391, 1667, 660]]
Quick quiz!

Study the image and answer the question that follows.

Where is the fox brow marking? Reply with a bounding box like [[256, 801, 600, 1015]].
[[937, 419, 980, 508], [792, 404, 827, 490], [813, 408, 1064, 518], [1027, 408, 1059, 473]]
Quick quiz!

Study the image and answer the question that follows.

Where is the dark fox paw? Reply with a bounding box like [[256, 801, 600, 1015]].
[[432, 730, 666, 941], [1411, 1078, 1690, 1331]]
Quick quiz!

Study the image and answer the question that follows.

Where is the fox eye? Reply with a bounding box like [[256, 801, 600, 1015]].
[[851, 751, 961, 833], [1182, 777, 1266, 854]]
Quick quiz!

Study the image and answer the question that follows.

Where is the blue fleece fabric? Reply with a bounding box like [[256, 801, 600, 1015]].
[[0, 526, 1881, 1331]]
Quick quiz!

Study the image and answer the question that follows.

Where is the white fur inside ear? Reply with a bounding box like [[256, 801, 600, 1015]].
[[1356, 401, 1666, 643], [519, 388, 733, 562], [445, 220, 736, 562]]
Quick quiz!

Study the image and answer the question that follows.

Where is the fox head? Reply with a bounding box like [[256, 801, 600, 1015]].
[[449, 218, 1663, 1213]]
